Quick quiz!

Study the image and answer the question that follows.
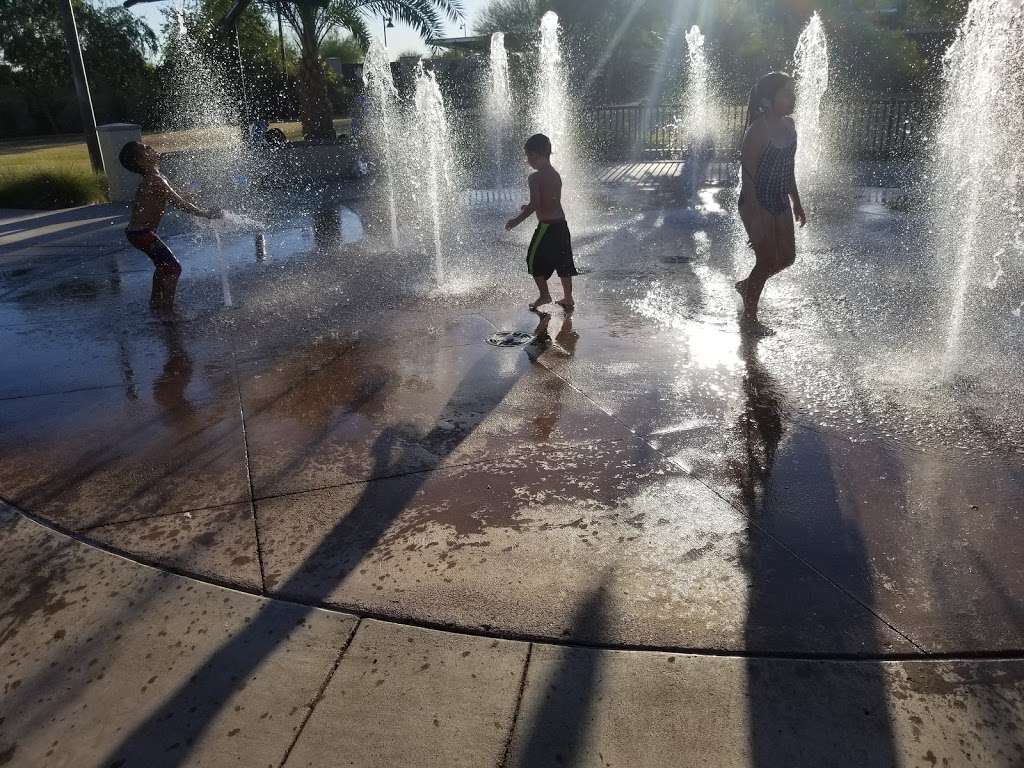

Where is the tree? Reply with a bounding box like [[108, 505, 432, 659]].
[[473, 0, 675, 103], [473, 0, 541, 35], [0, 0, 157, 135], [321, 32, 363, 62], [471, 0, 970, 104], [319, 33, 363, 116], [273, 0, 462, 140], [158, 0, 295, 128]]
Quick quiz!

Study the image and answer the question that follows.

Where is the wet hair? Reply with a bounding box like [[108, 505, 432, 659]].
[[524, 133, 552, 157], [746, 72, 794, 126], [118, 141, 145, 174], [264, 127, 287, 146]]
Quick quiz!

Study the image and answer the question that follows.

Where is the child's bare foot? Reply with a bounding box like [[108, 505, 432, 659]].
[[556, 298, 574, 311], [735, 280, 757, 317], [149, 308, 177, 324], [529, 294, 553, 310], [740, 316, 775, 338]]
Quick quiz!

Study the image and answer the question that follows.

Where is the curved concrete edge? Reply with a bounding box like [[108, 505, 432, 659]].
[[2, 502, 1023, 767], [9, 499, 1024, 661]]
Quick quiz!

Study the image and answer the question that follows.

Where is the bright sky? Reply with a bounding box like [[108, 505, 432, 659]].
[[132, 0, 492, 59]]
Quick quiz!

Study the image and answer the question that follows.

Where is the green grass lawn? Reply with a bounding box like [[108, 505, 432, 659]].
[[0, 140, 106, 210], [0, 118, 352, 210], [0, 140, 96, 175]]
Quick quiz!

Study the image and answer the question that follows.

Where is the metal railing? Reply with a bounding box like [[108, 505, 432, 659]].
[[581, 97, 931, 161]]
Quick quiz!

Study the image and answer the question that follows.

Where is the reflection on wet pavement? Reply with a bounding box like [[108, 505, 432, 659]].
[[1, 188, 1021, 654]]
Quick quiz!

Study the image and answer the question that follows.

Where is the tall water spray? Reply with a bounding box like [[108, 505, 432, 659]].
[[161, 9, 246, 192], [676, 26, 719, 200], [934, 0, 1024, 367], [532, 12, 584, 217], [411, 64, 457, 282], [362, 40, 400, 248], [680, 26, 714, 148], [163, 9, 239, 140], [534, 13, 568, 154], [793, 12, 830, 192], [487, 33, 512, 193]]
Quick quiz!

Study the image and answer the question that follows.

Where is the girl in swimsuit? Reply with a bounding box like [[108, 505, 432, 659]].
[[736, 72, 807, 326]]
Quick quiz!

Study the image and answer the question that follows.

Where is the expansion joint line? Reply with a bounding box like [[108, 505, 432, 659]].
[[277, 618, 363, 768], [499, 642, 534, 768], [229, 346, 269, 595]]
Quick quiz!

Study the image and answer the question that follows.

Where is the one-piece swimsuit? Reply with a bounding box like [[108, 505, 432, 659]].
[[741, 140, 796, 216]]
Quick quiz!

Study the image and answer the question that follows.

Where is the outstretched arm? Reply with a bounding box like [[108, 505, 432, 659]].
[[505, 174, 539, 230], [164, 178, 221, 219]]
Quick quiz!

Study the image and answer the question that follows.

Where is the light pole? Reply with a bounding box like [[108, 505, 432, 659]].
[[57, 0, 103, 172], [382, 14, 394, 47], [276, 1, 286, 73]]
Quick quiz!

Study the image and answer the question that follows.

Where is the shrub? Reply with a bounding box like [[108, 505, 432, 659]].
[[0, 167, 108, 209]]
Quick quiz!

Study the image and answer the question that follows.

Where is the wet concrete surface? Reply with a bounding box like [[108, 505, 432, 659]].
[[254, 449, 913, 653], [1, 180, 1022, 658], [1, 176, 1023, 765], [0, 382, 250, 529], [84, 501, 263, 591], [0, 204, 128, 254]]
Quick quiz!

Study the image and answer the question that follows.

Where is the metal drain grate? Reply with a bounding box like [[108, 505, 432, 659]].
[[486, 331, 534, 347]]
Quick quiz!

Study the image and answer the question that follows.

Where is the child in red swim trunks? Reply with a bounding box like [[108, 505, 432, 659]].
[[119, 141, 222, 313]]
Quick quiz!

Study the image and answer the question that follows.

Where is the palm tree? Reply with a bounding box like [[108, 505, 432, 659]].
[[274, 0, 463, 139], [473, 0, 542, 35]]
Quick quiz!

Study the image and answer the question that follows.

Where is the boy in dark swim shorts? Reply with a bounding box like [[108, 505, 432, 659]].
[[119, 141, 222, 314], [505, 133, 578, 311]]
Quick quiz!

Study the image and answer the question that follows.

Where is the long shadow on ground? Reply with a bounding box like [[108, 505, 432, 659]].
[[510, 578, 609, 768], [735, 332, 900, 766], [96, 349, 528, 767]]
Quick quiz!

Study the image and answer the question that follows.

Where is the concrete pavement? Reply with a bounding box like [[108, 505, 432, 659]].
[[3, 504, 1022, 767], [1, 173, 1022, 765]]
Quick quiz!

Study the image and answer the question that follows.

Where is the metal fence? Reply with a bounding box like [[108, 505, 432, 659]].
[[582, 97, 931, 162]]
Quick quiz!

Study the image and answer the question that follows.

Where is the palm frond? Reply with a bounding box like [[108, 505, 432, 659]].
[[272, 1, 302, 36], [354, 0, 463, 38], [262, 0, 458, 52], [321, 7, 369, 47]]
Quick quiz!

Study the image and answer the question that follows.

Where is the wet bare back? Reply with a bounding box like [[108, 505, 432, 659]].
[[529, 166, 566, 223]]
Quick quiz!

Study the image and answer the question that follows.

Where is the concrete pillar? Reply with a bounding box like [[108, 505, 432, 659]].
[[97, 124, 143, 203]]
